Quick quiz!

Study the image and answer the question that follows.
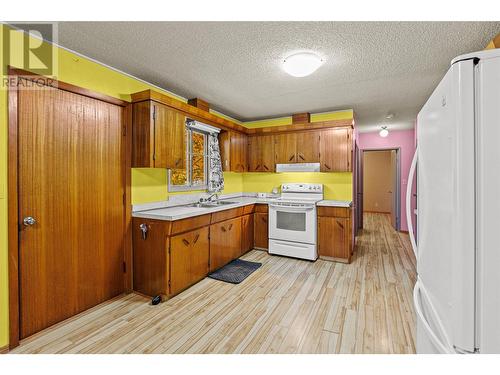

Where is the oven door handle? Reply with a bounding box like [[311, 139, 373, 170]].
[[269, 204, 315, 212]]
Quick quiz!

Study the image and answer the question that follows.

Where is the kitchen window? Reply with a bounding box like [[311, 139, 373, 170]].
[[168, 126, 208, 191]]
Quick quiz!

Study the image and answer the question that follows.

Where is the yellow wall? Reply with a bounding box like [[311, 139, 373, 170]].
[[0, 24, 353, 348], [242, 172, 352, 201], [243, 109, 353, 128]]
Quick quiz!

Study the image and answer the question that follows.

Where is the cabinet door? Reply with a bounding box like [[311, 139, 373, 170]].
[[248, 136, 262, 172], [219, 131, 231, 172], [318, 216, 349, 260], [296, 131, 320, 163], [320, 128, 351, 172], [241, 214, 254, 255], [170, 231, 193, 295], [190, 227, 210, 283], [254, 212, 269, 249], [210, 217, 242, 272], [132, 101, 154, 167], [274, 133, 297, 164], [154, 103, 186, 169], [231, 132, 248, 172], [260, 135, 275, 172], [132, 218, 170, 297]]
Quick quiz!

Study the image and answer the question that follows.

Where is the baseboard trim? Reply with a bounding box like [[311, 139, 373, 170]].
[[0, 345, 9, 354]]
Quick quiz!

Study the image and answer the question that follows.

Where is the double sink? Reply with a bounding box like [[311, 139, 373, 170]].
[[187, 200, 238, 209]]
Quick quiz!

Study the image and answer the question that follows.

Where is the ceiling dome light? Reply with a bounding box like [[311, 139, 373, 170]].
[[283, 52, 323, 77], [379, 126, 389, 138]]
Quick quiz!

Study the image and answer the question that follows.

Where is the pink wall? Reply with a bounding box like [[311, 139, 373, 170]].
[[357, 129, 416, 231]]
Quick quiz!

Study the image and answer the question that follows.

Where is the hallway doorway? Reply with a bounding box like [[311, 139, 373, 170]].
[[361, 149, 401, 231]]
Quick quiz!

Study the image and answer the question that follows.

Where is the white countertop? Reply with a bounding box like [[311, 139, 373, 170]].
[[317, 200, 352, 208], [132, 194, 353, 221]]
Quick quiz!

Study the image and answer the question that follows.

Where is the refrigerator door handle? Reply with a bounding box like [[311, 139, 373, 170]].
[[406, 147, 418, 258], [413, 279, 455, 353]]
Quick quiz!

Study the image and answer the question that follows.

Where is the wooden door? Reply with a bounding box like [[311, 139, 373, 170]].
[[170, 231, 193, 295], [132, 218, 170, 297], [296, 131, 320, 163], [260, 135, 275, 172], [190, 227, 209, 282], [18, 84, 125, 339], [320, 128, 350, 172], [248, 136, 261, 172], [154, 103, 186, 169], [209, 217, 241, 272], [241, 214, 254, 255], [274, 133, 297, 164], [254, 213, 269, 249], [318, 217, 349, 260]]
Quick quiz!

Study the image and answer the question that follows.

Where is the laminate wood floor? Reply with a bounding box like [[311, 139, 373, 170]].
[[12, 213, 416, 354]]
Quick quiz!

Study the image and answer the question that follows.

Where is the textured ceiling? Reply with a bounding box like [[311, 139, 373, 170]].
[[57, 22, 500, 132]]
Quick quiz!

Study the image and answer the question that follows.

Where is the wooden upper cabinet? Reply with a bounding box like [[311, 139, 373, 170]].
[[220, 131, 248, 172], [274, 133, 297, 164], [296, 131, 320, 163], [132, 100, 186, 169], [260, 135, 275, 172], [319, 128, 353, 172], [248, 136, 261, 172], [249, 135, 275, 172]]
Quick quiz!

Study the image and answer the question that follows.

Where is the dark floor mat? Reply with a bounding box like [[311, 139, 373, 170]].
[[208, 259, 262, 284]]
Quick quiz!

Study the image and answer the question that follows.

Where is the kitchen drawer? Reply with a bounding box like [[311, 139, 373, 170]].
[[210, 207, 244, 224], [170, 214, 211, 235], [254, 204, 268, 213], [317, 206, 351, 218]]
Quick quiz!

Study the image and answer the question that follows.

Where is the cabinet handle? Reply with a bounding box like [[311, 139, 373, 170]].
[[255, 164, 261, 171], [221, 226, 227, 232], [193, 233, 200, 244], [139, 223, 148, 240], [263, 165, 269, 171], [262, 216, 267, 223], [288, 154, 295, 162], [298, 154, 305, 161], [336, 221, 344, 229], [228, 223, 233, 231], [175, 158, 182, 167], [324, 163, 331, 170], [182, 238, 190, 246]]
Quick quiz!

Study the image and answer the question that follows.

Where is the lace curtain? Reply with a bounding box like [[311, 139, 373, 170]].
[[208, 133, 224, 192]]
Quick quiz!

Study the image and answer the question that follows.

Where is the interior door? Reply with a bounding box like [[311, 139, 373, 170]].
[[390, 150, 397, 229], [18, 82, 125, 339]]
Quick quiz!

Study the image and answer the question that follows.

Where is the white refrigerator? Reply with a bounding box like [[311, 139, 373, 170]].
[[407, 48, 500, 354]]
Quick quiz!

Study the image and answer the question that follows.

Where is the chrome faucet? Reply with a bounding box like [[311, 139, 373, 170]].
[[199, 193, 219, 203]]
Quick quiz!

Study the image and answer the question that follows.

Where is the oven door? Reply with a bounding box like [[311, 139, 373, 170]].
[[268, 204, 316, 244]]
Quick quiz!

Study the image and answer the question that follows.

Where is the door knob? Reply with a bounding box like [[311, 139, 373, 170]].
[[23, 216, 37, 226]]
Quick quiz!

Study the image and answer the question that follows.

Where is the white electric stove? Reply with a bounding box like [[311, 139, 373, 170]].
[[268, 183, 323, 261]]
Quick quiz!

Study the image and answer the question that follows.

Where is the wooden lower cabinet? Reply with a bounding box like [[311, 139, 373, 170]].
[[254, 212, 269, 250], [317, 207, 353, 263], [170, 226, 209, 295], [241, 214, 254, 255], [132, 218, 171, 298], [209, 216, 242, 272]]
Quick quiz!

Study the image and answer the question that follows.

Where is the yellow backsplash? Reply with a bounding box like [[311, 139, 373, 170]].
[[131, 169, 352, 204]]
